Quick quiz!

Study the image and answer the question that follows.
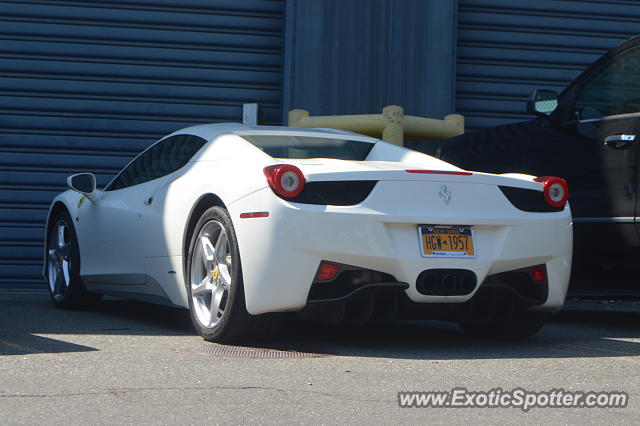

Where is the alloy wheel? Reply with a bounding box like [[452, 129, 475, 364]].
[[47, 221, 72, 301], [190, 220, 233, 328]]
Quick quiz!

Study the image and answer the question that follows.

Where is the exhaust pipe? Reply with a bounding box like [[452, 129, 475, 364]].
[[416, 269, 477, 296]]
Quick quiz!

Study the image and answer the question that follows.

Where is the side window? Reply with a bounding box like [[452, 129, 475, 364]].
[[107, 134, 207, 191], [573, 45, 640, 120]]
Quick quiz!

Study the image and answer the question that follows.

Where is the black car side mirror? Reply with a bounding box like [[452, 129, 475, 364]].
[[67, 173, 98, 202], [527, 89, 559, 116]]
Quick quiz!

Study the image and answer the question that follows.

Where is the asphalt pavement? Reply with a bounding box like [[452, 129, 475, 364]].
[[1, 291, 639, 425]]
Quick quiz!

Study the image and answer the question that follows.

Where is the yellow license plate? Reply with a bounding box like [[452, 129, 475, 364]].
[[418, 226, 476, 258]]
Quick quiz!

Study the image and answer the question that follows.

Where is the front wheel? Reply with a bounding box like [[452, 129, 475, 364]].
[[185, 206, 274, 343], [46, 210, 101, 309]]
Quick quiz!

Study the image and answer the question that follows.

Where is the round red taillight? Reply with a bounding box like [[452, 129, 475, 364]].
[[534, 176, 569, 208], [263, 164, 305, 198]]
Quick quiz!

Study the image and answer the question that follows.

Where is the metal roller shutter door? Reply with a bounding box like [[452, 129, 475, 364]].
[[0, 0, 284, 288], [457, 0, 640, 131]]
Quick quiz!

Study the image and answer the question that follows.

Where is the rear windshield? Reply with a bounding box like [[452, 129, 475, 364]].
[[241, 135, 374, 160]]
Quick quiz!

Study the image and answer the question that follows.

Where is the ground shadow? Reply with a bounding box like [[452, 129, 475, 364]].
[[0, 334, 97, 356], [2, 291, 640, 360], [0, 291, 194, 356], [248, 307, 640, 360]]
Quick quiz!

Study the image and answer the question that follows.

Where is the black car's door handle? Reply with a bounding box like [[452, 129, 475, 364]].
[[604, 134, 636, 150]]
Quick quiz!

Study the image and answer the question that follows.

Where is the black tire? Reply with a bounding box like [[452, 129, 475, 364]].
[[46, 210, 102, 309], [185, 206, 276, 343]]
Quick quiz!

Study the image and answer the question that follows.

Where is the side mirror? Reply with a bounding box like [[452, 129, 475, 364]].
[[67, 173, 98, 202], [527, 89, 559, 116]]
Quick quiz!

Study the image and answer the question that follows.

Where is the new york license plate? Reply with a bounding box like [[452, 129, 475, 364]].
[[418, 226, 476, 258]]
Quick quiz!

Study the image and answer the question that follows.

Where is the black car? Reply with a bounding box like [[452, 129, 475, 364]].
[[440, 35, 640, 294]]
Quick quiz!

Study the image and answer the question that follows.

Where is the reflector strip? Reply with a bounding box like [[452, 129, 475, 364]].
[[240, 212, 269, 219], [405, 170, 473, 176], [531, 265, 546, 283], [315, 262, 341, 281]]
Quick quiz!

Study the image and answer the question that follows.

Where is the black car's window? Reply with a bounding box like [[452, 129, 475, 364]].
[[106, 134, 207, 191], [573, 45, 640, 120], [241, 135, 374, 160]]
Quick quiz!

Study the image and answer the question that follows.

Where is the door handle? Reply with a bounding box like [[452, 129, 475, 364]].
[[144, 196, 154, 206], [604, 134, 636, 150]]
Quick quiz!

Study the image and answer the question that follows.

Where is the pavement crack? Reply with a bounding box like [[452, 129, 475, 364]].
[[0, 385, 393, 403]]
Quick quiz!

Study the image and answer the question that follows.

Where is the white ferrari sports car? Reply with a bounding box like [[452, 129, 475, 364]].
[[44, 123, 572, 341]]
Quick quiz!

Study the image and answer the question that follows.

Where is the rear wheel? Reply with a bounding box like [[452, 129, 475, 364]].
[[46, 210, 101, 309], [186, 206, 274, 343]]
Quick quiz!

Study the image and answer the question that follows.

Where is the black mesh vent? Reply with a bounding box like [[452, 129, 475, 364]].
[[289, 181, 377, 206], [499, 186, 562, 213]]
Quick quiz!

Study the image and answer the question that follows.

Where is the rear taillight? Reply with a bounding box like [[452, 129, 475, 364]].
[[263, 164, 305, 198], [534, 176, 569, 208]]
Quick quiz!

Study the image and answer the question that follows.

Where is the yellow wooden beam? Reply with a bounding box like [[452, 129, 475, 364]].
[[288, 105, 464, 146]]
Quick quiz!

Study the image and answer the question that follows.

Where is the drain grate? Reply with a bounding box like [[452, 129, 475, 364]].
[[187, 343, 330, 359]]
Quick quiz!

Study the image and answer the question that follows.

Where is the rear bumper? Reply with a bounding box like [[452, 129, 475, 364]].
[[229, 186, 572, 315]]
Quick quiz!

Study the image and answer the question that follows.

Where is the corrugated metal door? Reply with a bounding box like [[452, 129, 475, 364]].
[[457, 0, 640, 131], [0, 0, 284, 288]]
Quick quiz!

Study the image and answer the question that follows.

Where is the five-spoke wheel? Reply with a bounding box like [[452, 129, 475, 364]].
[[46, 210, 101, 309], [47, 220, 72, 301], [186, 206, 273, 342], [190, 220, 233, 328]]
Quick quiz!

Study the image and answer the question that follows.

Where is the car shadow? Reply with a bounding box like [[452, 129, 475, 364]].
[[253, 308, 640, 360], [0, 291, 195, 356], [2, 291, 640, 360]]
